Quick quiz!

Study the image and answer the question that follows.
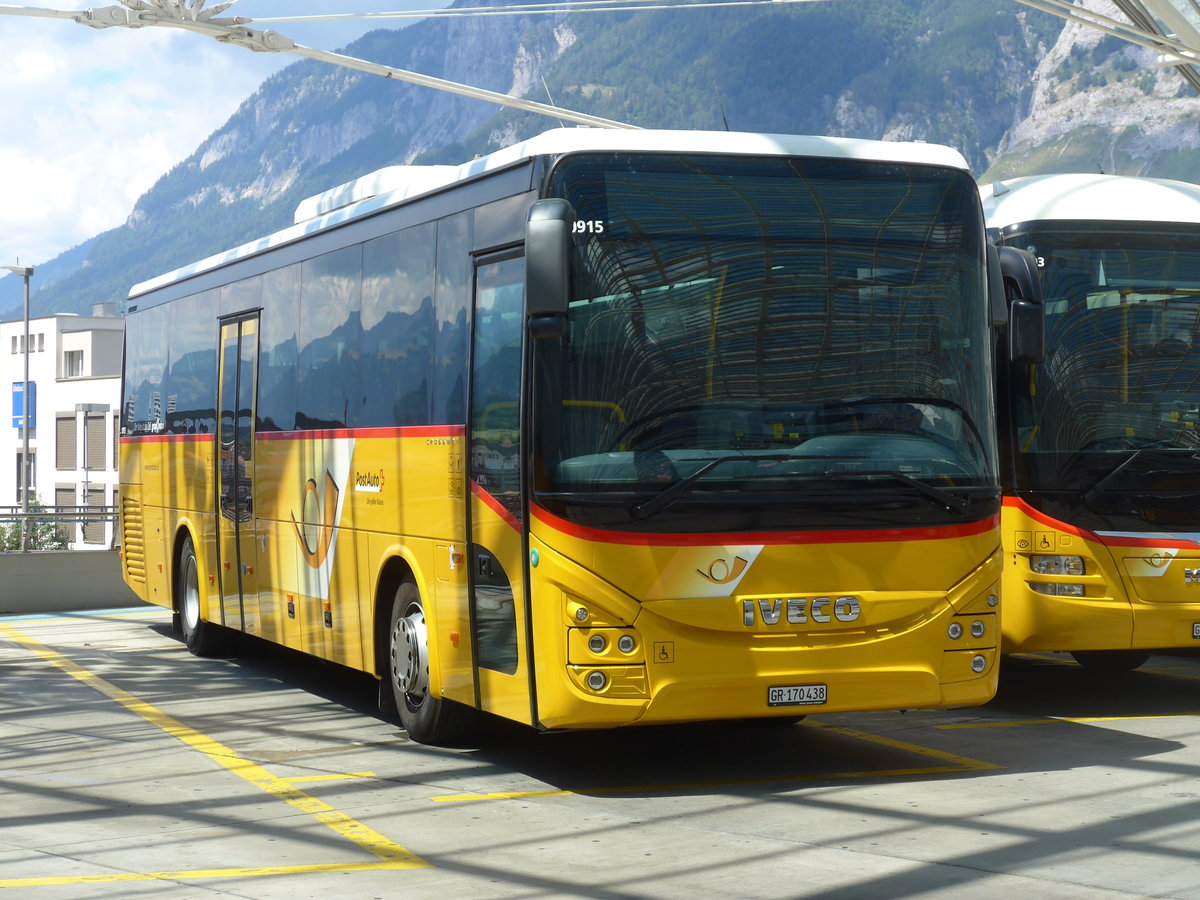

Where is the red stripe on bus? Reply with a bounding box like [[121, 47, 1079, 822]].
[[122, 424, 463, 443], [256, 424, 465, 441], [471, 482, 522, 532], [1002, 497, 1087, 536], [1002, 495, 1200, 550], [119, 433, 211, 444], [530, 503, 997, 547]]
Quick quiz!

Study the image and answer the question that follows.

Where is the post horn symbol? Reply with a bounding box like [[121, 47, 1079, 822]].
[[697, 556, 748, 585], [292, 470, 340, 568]]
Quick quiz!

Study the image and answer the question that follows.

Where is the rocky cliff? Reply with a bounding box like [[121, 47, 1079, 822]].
[[11, 0, 1200, 319]]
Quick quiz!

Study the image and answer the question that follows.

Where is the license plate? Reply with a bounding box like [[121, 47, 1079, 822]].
[[1193, 623, 1200, 640], [768, 684, 827, 707]]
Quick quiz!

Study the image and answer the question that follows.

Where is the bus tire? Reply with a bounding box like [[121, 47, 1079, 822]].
[[388, 578, 474, 744], [177, 534, 232, 657], [1070, 649, 1151, 672]]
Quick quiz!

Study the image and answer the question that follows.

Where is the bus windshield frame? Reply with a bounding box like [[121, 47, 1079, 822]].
[[998, 220, 1200, 518], [533, 152, 998, 534]]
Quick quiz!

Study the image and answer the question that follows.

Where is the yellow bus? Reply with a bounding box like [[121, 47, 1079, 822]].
[[120, 129, 1039, 743], [984, 172, 1200, 671]]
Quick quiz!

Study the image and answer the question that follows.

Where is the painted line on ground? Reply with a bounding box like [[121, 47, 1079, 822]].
[[431, 719, 1003, 802], [0, 606, 167, 624], [938, 710, 1200, 729], [0, 623, 428, 889]]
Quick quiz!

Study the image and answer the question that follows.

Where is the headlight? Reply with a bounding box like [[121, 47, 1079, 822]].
[[1031, 555, 1084, 576]]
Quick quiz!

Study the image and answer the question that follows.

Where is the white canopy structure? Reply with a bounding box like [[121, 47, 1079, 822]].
[[1015, 0, 1200, 92], [5, 1, 1200, 114]]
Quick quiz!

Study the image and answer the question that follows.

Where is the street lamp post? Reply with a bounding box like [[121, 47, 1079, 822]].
[[4, 264, 34, 552]]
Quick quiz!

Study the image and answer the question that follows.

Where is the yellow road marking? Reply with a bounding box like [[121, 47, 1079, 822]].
[[808, 720, 1004, 770], [432, 719, 1002, 802], [938, 711, 1200, 729], [0, 623, 428, 888], [286, 771, 377, 783], [1143, 665, 1200, 682], [0, 860, 420, 889], [0, 608, 169, 624], [937, 659, 1200, 729]]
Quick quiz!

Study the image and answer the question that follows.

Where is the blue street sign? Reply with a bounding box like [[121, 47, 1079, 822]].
[[11, 381, 35, 429]]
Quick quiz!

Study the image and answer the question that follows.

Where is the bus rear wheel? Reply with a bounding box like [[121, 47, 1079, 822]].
[[387, 579, 474, 744], [1070, 649, 1151, 672], [176, 534, 232, 657]]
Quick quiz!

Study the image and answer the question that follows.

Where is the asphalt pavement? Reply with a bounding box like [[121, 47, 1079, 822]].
[[1, 606, 1198, 899]]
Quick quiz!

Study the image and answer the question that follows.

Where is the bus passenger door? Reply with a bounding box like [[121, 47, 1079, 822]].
[[216, 314, 260, 633], [468, 253, 529, 723]]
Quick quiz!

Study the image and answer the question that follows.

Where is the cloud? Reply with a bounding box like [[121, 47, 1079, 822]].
[[0, 1, 432, 274]]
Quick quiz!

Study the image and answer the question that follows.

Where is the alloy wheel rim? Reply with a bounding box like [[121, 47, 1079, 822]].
[[392, 603, 429, 703], [182, 556, 200, 632]]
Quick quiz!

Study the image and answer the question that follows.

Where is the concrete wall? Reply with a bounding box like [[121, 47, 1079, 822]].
[[0, 550, 147, 614]]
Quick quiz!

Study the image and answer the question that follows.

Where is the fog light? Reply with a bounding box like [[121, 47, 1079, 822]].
[[575, 607, 589, 622], [987, 594, 998, 608], [617, 635, 636, 653], [588, 633, 607, 653], [1031, 583, 1085, 597], [970, 620, 985, 638], [586, 670, 607, 691], [948, 622, 963, 640], [971, 654, 987, 673]]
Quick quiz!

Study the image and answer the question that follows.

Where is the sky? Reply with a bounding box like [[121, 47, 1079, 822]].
[[0, 1, 445, 281]]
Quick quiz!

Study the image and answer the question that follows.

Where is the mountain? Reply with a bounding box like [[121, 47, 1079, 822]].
[[7, 0, 1200, 320], [984, 10, 1200, 181]]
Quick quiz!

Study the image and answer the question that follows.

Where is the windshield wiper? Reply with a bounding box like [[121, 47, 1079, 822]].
[[1080, 445, 1195, 504], [629, 453, 848, 521], [817, 469, 983, 517]]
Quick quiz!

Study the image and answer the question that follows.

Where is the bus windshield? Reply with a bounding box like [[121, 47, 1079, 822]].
[[534, 153, 996, 533], [1003, 222, 1200, 497]]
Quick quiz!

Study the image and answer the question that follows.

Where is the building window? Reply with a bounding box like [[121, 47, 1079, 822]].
[[64, 350, 84, 378], [15, 450, 35, 504], [9, 336, 15, 354], [83, 487, 105, 544], [56, 414, 77, 469], [37, 333, 44, 352], [85, 413, 106, 471], [55, 485, 75, 544]]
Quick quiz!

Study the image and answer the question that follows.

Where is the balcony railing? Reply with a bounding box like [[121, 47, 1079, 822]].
[[0, 505, 118, 551]]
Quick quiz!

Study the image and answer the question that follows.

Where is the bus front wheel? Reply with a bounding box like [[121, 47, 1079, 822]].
[[387, 579, 474, 744]]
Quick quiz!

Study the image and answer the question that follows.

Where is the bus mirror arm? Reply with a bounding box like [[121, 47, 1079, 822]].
[[986, 242, 1007, 328], [525, 198, 574, 328], [999, 247, 1045, 364], [528, 314, 567, 339]]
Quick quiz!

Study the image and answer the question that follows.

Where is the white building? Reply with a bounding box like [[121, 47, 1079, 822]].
[[0, 303, 124, 549]]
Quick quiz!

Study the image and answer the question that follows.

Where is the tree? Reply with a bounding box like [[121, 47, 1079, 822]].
[[0, 501, 71, 551]]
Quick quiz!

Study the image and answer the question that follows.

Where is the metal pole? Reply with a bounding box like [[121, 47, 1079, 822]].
[[4, 264, 34, 551], [20, 267, 31, 552]]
